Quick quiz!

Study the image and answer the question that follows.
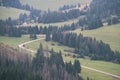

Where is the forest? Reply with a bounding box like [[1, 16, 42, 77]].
[[0, 43, 82, 80]]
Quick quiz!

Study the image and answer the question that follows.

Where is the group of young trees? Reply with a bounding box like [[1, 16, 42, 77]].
[[51, 31, 120, 64], [0, 43, 82, 80]]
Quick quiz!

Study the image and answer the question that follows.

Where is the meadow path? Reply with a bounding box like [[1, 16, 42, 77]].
[[18, 38, 120, 79]]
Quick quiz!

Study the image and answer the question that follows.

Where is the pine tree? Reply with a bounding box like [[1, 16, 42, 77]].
[[74, 60, 81, 73]]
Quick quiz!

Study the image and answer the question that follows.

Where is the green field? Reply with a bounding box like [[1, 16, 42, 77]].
[[0, 6, 30, 20], [25, 39, 120, 80], [20, 0, 91, 11], [0, 35, 30, 49], [81, 68, 114, 80], [72, 24, 120, 51], [25, 40, 73, 54]]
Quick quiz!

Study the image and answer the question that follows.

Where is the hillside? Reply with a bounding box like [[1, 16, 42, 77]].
[[72, 24, 120, 51], [0, 6, 30, 20], [20, 0, 91, 11]]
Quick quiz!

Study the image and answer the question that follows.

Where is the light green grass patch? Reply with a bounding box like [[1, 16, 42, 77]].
[[20, 0, 91, 11], [0, 35, 30, 49], [81, 68, 116, 80], [0, 6, 30, 20], [73, 24, 120, 51], [25, 40, 73, 54], [63, 56, 120, 76]]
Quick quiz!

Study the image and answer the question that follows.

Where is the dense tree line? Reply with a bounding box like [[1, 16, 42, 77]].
[[0, 20, 21, 37], [0, 43, 83, 80], [59, 4, 78, 11], [37, 9, 83, 23], [20, 23, 77, 34], [51, 32, 120, 64], [0, 18, 78, 37]]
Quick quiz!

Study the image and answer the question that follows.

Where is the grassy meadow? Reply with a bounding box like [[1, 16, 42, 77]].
[[0, 35, 30, 49], [20, 0, 91, 11], [0, 6, 30, 20], [72, 24, 120, 51]]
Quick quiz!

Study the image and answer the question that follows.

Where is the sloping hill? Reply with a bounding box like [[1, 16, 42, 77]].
[[0, 6, 30, 20], [73, 24, 120, 51], [20, 0, 91, 11]]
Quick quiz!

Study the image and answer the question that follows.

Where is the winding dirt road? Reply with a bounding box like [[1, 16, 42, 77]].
[[18, 38, 120, 79]]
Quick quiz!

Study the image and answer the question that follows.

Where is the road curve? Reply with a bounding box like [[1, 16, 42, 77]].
[[18, 38, 44, 53], [18, 38, 120, 79]]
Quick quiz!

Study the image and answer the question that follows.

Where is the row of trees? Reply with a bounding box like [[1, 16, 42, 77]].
[[0, 18, 78, 37], [0, 43, 82, 80], [59, 4, 79, 11], [51, 32, 120, 64]]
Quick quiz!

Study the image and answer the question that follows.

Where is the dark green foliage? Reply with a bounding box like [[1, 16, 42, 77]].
[[0, 19, 22, 37], [30, 34, 37, 40], [89, 0, 120, 19], [1, 0, 31, 11], [37, 9, 82, 23], [74, 60, 81, 73], [2, 0, 22, 9], [107, 16, 119, 25], [59, 4, 77, 11], [65, 61, 76, 74], [87, 16, 103, 29], [45, 31, 51, 41], [32, 44, 82, 80]]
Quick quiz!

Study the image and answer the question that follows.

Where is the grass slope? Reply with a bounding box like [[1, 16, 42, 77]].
[[0, 6, 30, 20], [73, 24, 120, 51], [20, 0, 91, 11], [0, 35, 30, 49], [25, 39, 120, 80]]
